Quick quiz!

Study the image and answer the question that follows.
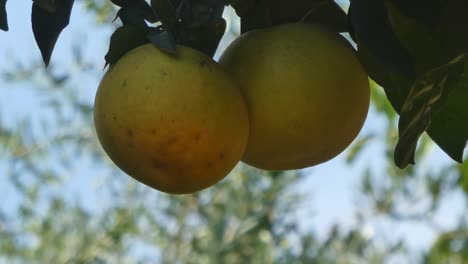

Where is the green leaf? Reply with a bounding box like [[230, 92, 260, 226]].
[[385, 0, 443, 74], [349, 0, 415, 81], [33, 0, 56, 12], [389, 0, 445, 27], [395, 54, 468, 167], [356, 36, 413, 112], [238, 0, 271, 33], [229, 0, 254, 17], [104, 26, 150, 67], [385, 0, 468, 73], [177, 0, 226, 27], [116, 3, 156, 28], [301, 0, 348, 33], [0, 0, 7, 31], [147, 28, 177, 55], [238, 0, 346, 33], [151, 0, 178, 33], [176, 1, 227, 56], [426, 64, 468, 163], [111, 0, 130, 7], [31, 0, 75, 67], [179, 18, 226, 57]]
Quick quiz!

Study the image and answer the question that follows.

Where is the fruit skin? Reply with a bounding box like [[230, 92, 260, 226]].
[[219, 23, 370, 170], [94, 44, 249, 194]]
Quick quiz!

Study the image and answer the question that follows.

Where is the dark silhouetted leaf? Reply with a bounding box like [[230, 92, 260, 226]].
[[301, 0, 348, 33], [238, 0, 346, 33], [104, 26, 150, 67], [385, 0, 468, 166], [238, 0, 271, 33], [229, 0, 254, 17], [176, 0, 227, 56], [181, 18, 226, 57], [118, 0, 157, 24], [177, 0, 226, 26], [115, 8, 147, 28], [111, 0, 130, 7], [386, 0, 468, 72], [436, 0, 468, 66], [426, 68, 468, 164], [389, 0, 445, 27], [0, 0, 8, 31], [32, 0, 75, 67], [395, 54, 468, 168], [147, 28, 177, 55], [385, 0, 443, 73], [151, 0, 178, 33], [356, 37, 413, 111], [34, 0, 56, 12], [348, 0, 415, 81]]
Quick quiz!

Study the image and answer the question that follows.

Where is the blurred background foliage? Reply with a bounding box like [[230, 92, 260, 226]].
[[0, 0, 467, 263]]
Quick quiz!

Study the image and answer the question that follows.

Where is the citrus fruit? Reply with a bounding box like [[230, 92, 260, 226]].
[[94, 44, 249, 194], [219, 23, 370, 170]]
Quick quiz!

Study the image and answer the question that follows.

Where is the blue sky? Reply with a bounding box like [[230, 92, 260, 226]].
[[0, 0, 465, 256]]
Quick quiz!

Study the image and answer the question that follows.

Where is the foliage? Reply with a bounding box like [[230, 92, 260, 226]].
[[0, 0, 467, 263], [1, 0, 466, 168]]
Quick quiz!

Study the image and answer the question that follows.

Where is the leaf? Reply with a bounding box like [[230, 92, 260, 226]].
[[436, 0, 468, 66], [238, 0, 271, 33], [238, 0, 346, 33], [176, 0, 227, 56], [385, 0, 468, 73], [355, 36, 413, 112], [389, 0, 445, 27], [104, 26, 150, 67], [348, 0, 415, 81], [385, 0, 443, 73], [426, 66, 468, 163], [177, 0, 226, 27], [379, 0, 468, 166], [34, 0, 56, 12], [301, 0, 348, 33], [147, 27, 177, 55], [116, 0, 158, 28], [395, 54, 468, 168], [151, 0, 178, 33], [229, 0, 254, 17], [111, 0, 130, 7], [179, 18, 226, 57], [0, 0, 7, 31], [32, 0, 75, 67]]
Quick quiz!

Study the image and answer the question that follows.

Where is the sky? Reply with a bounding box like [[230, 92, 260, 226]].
[[0, 0, 465, 257]]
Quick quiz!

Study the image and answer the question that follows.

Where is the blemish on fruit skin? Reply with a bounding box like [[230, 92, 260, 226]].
[[152, 160, 168, 169], [151, 129, 157, 135], [122, 80, 128, 87], [207, 161, 213, 167], [219, 153, 225, 159], [127, 142, 134, 148], [194, 133, 201, 142], [160, 70, 168, 76], [112, 114, 117, 120], [167, 137, 178, 145], [127, 129, 133, 137], [195, 58, 208, 67]]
